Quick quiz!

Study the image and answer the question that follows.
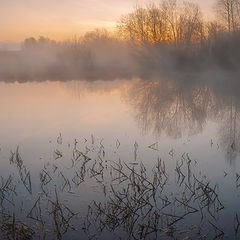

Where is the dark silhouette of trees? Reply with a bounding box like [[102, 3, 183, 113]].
[[23, 36, 56, 49]]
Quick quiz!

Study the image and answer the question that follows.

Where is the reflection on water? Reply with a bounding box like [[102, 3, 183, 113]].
[[218, 98, 240, 164], [1, 76, 240, 164], [125, 76, 240, 164], [0, 76, 240, 239], [126, 79, 209, 138]]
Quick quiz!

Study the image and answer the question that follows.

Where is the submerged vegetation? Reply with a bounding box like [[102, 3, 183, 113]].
[[1, 0, 240, 81], [0, 135, 239, 239]]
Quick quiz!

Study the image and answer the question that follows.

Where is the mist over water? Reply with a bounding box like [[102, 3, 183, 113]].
[[1, 0, 240, 239], [1, 39, 240, 238], [0, 43, 239, 82]]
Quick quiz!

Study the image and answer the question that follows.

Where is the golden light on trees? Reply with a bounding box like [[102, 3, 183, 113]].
[[117, 0, 205, 46]]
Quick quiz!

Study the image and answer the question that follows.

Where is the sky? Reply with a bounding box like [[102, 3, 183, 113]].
[[0, 0, 215, 42]]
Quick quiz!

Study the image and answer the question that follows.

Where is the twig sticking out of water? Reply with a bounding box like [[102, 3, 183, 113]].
[[9, 147, 32, 194], [48, 188, 78, 239], [40, 169, 52, 186], [148, 142, 158, 151], [134, 141, 138, 162], [57, 133, 63, 145], [85, 156, 226, 239], [0, 175, 16, 207], [236, 173, 240, 188], [54, 149, 63, 160], [1, 213, 35, 240], [234, 213, 240, 234]]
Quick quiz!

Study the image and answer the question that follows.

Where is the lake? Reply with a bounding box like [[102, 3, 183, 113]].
[[0, 76, 239, 239]]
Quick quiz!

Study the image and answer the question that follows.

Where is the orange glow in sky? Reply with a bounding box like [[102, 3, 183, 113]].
[[0, 0, 215, 42]]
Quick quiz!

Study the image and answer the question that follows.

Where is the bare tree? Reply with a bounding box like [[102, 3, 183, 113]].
[[160, 0, 178, 43], [117, 5, 148, 43], [146, 2, 166, 43], [118, 0, 204, 46], [176, 2, 204, 46], [215, 0, 240, 33]]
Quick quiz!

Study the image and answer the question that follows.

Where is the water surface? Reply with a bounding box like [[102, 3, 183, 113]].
[[0, 77, 240, 239]]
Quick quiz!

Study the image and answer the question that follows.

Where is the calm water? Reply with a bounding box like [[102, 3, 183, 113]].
[[0, 77, 240, 239]]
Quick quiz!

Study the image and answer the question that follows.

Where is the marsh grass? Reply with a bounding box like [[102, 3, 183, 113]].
[[0, 136, 238, 239]]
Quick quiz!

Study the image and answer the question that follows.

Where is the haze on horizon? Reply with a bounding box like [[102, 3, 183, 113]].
[[1, 0, 215, 42]]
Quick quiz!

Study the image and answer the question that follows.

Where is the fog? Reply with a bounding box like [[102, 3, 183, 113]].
[[0, 34, 139, 82], [1, 0, 240, 82], [0, 35, 240, 82], [1, 0, 240, 162]]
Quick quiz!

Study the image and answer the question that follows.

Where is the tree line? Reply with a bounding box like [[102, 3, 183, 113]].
[[23, 0, 240, 48], [117, 0, 240, 46], [14, 0, 240, 80]]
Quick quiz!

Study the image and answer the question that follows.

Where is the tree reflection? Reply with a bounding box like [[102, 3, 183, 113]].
[[218, 96, 240, 164], [126, 76, 240, 163], [126, 78, 212, 138]]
